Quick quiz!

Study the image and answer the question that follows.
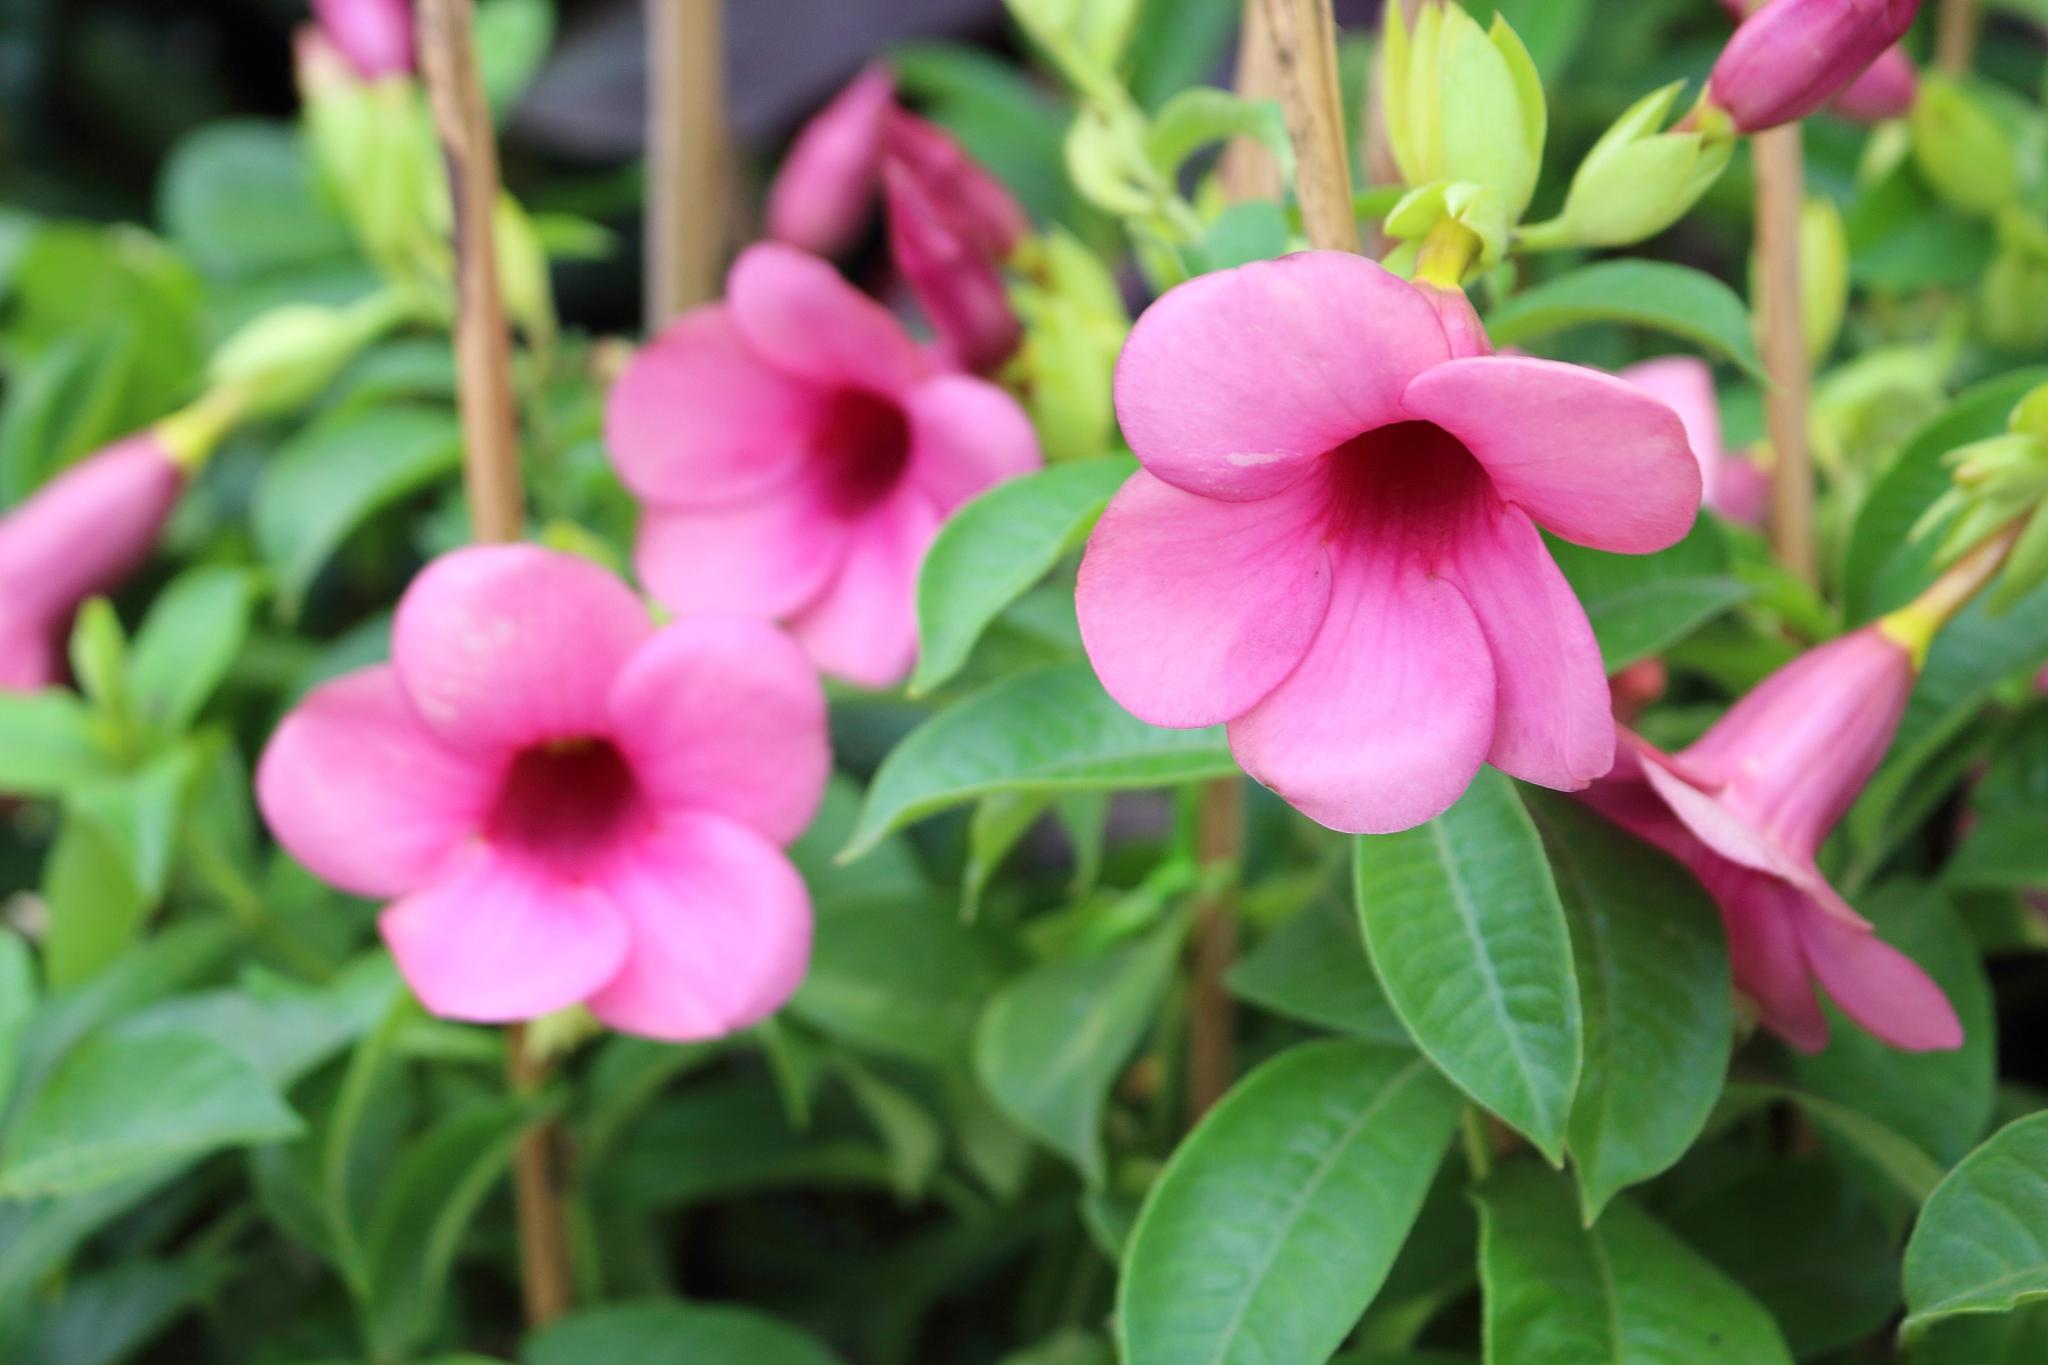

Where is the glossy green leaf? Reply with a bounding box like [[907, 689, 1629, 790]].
[[1144, 87, 1292, 182], [1527, 795, 1729, 1219], [254, 404, 464, 614], [1227, 893, 1409, 1044], [157, 121, 352, 280], [1477, 1162, 1793, 1365], [1792, 883, 1995, 1168], [1118, 1040, 1460, 1365], [1946, 809, 2048, 890], [1548, 520, 1748, 670], [40, 810, 146, 992], [126, 565, 257, 738], [1905, 1111, 2048, 1334], [0, 932, 35, 1115], [0, 691, 114, 796], [475, 0, 555, 118], [0, 1030, 302, 1197], [792, 893, 1008, 1071], [1355, 771, 1581, 1160], [1483, 261, 1765, 380], [974, 917, 1183, 1183], [1724, 1082, 1946, 1206], [526, 1300, 841, 1365], [911, 456, 1131, 696], [843, 661, 1236, 858], [14, 1255, 226, 1365]]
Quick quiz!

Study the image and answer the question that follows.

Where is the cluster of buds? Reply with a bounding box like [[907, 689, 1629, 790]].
[[767, 65, 1028, 374]]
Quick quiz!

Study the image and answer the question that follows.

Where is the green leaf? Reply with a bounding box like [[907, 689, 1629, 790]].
[[254, 403, 464, 613], [1476, 1162, 1794, 1365], [1355, 771, 1581, 1160], [118, 956, 401, 1090], [40, 810, 147, 991], [842, 661, 1237, 859], [1548, 520, 1749, 671], [791, 894, 1008, 1072], [1948, 809, 2048, 889], [1666, 1159, 1898, 1359], [1227, 892, 1410, 1044], [1841, 370, 2048, 621], [974, 917, 1183, 1184], [1482, 261, 1765, 381], [1792, 883, 1995, 1168], [1118, 1040, 1461, 1365], [1905, 1111, 2048, 1334], [0, 1030, 302, 1197], [0, 933, 36, 1115], [0, 692, 113, 796], [1144, 87, 1293, 183], [1527, 795, 1729, 1220], [15, 1255, 226, 1365], [157, 122, 352, 280], [0, 325, 146, 502], [1724, 1082, 1946, 1206], [911, 456, 1131, 696], [526, 1300, 841, 1365], [127, 566, 257, 737], [475, 0, 555, 119]]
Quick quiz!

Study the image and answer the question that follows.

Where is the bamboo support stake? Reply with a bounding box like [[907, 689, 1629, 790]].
[[1755, 124, 1817, 585], [644, 0, 730, 327], [1217, 2, 1284, 203], [1936, 0, 1981, 75], [1259, 0, 1356, 253], [418, 0, 567, 1328]]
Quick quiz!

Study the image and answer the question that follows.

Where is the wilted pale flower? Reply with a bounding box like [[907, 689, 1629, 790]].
[[1077, 251, 1699, 834], [258, 545, 830, 1040], [606, 243, 1041, 687], [1581, 624, 1960, 1052]]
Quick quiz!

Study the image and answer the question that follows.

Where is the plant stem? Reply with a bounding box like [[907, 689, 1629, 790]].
[[1879, 516, 2027, 664], [1259, 0, 1356, 253], [418, 0, 566, 1328], [1186, 777, 1244, 1120], [1936, 0, 1981, 75], [1754, 124, 1817, 585], [643, 0, 730, 328]]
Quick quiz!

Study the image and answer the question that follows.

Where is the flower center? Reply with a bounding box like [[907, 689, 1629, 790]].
[[485, 737, 645, 875], [1322, 420, 1491, 556], [815, 390, 912, 515]]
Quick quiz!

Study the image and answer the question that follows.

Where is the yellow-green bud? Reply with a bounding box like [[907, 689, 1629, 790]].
[[1750, 196, 1848, 364], [1008, 230, 1130, 462], [1980, 208, 2048, 351], [1383, 0, 1546, 224], [1910, 75, 2024, 218], [208, 291, 410, 417], [494, 193, 557, 351], [1384, 180, 1508, 278], [1517, 82, 1732, 252]]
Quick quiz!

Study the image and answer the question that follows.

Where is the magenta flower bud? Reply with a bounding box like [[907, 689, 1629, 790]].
[[879, 109, 1028, 262], [766, 64, 896, 258], [1580, 623, 1961, 1052], [1709, 0, 1923, 132], [0, 432, 185, 691], [313, 0, 414, 81], [884, 163, 1021, 374], [1828, 44, 1918, 122]]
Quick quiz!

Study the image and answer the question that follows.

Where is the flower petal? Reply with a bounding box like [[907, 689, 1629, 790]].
[[1227, 537, 1495, 834], [901, 373, 1042, 510], [381, 847, 629, 1023], [634, 494, 849, 621], [1077, 470, 1331, 729], [1114, 251, 1450, 500], [1443, 500, 1614, 790], [608, 615, 831, 844], [393, 545, 651, 750], [1702, 862, 1832, 1053], [727, 242, 932, 395], [586, 813, 813, 1042], [765, 63, 893, 257], [606, 306, 824, 508], [1795, 904, 1964, 1052], [785, 485, 941, 688], [1403, 355, 1701, 552], [255, 665, 496, 898]]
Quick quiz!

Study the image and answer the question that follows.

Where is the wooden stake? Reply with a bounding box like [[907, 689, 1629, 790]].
[[418, 0, 565, 1328], [1754, 125, 1816, 585], [1186, 777, 1244, 1119], [1217, 2, 1284, 203], [644, 0, 730, 327], [1935, 0, 1980, 75], [1259, 0, 1356, 253]]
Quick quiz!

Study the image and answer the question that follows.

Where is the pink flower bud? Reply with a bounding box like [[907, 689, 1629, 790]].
[[884, 163, 1021, 374], [313, 0, 414, 82], [0, 432, 185, 691], [766, 64, 896, 258], [1828, 44, 1918, 121], [1709, 0, 1923, 132], [879, 109, 1028, 261]]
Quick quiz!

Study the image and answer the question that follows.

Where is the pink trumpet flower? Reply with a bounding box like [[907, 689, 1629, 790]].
[[0, 432, 184, 692], [1077, 251, 1700, 834], [767, 63, 897, 259], [606, 242, 1041, 687], [1619, 357, 1768, 526], [1708, 0, 1924, 132], [312, 0, 414, 82], [257, 544, 830, 1040], [884, 160, 1022, 375], [1580, 624, 1961, 1052]]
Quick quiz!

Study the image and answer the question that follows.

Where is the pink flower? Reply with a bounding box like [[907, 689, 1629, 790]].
[[1619, 357, 1768, 526], [0, 431, 184, 692], [1076, 251, 1699, 834], [1829, 45, 1918, 121], [256, 544, 830, 1040], [1708, 0, 1923, 132], [767, 64, 897, 259], [606, 243, 1041, 687], [884, 161, 1021, 375], [313, 0, 414, 82], [1579, 625, 1961, 1052]]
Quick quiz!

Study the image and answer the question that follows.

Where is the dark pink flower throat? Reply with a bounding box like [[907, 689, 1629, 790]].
[[487, 737, 646, 874], [1322, 420, 1492, 552], [817, 390, 912, 515]]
